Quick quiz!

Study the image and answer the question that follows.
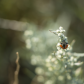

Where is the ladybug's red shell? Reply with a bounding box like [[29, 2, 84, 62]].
[[60, 44, 68, 49], [60, 41, 68, 49]]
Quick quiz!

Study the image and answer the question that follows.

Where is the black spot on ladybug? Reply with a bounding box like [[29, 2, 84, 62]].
[[63, 44, 65, 48]]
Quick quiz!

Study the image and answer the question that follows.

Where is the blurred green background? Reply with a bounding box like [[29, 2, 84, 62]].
[[0, 0, 84, 84]]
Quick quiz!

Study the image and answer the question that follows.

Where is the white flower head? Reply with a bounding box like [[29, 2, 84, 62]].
[[56, 30, 60, 33], [51, 58, 56, 62], [57, 46, 60, 50], [59, 26, 63, 30], [57, 43, 60, 46], [58, 33, 63, 37], [48, 55, 52, 59], [57, 55, 61, 58]]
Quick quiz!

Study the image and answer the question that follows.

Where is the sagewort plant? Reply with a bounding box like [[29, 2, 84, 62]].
[[44, 26, 84, 84], [24, 25, 84, 84]]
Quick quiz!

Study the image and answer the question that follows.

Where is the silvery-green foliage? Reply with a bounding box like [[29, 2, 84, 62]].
[[24, 24, 84, 84]]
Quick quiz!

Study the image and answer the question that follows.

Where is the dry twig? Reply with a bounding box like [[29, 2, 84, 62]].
[[13, 52, 20, 84]]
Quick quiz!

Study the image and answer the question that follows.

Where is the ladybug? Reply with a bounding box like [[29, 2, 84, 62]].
[[60, 40, 68, 49]]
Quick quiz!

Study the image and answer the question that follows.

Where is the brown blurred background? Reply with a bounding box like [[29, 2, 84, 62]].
[[0, 0, 84, 84]]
